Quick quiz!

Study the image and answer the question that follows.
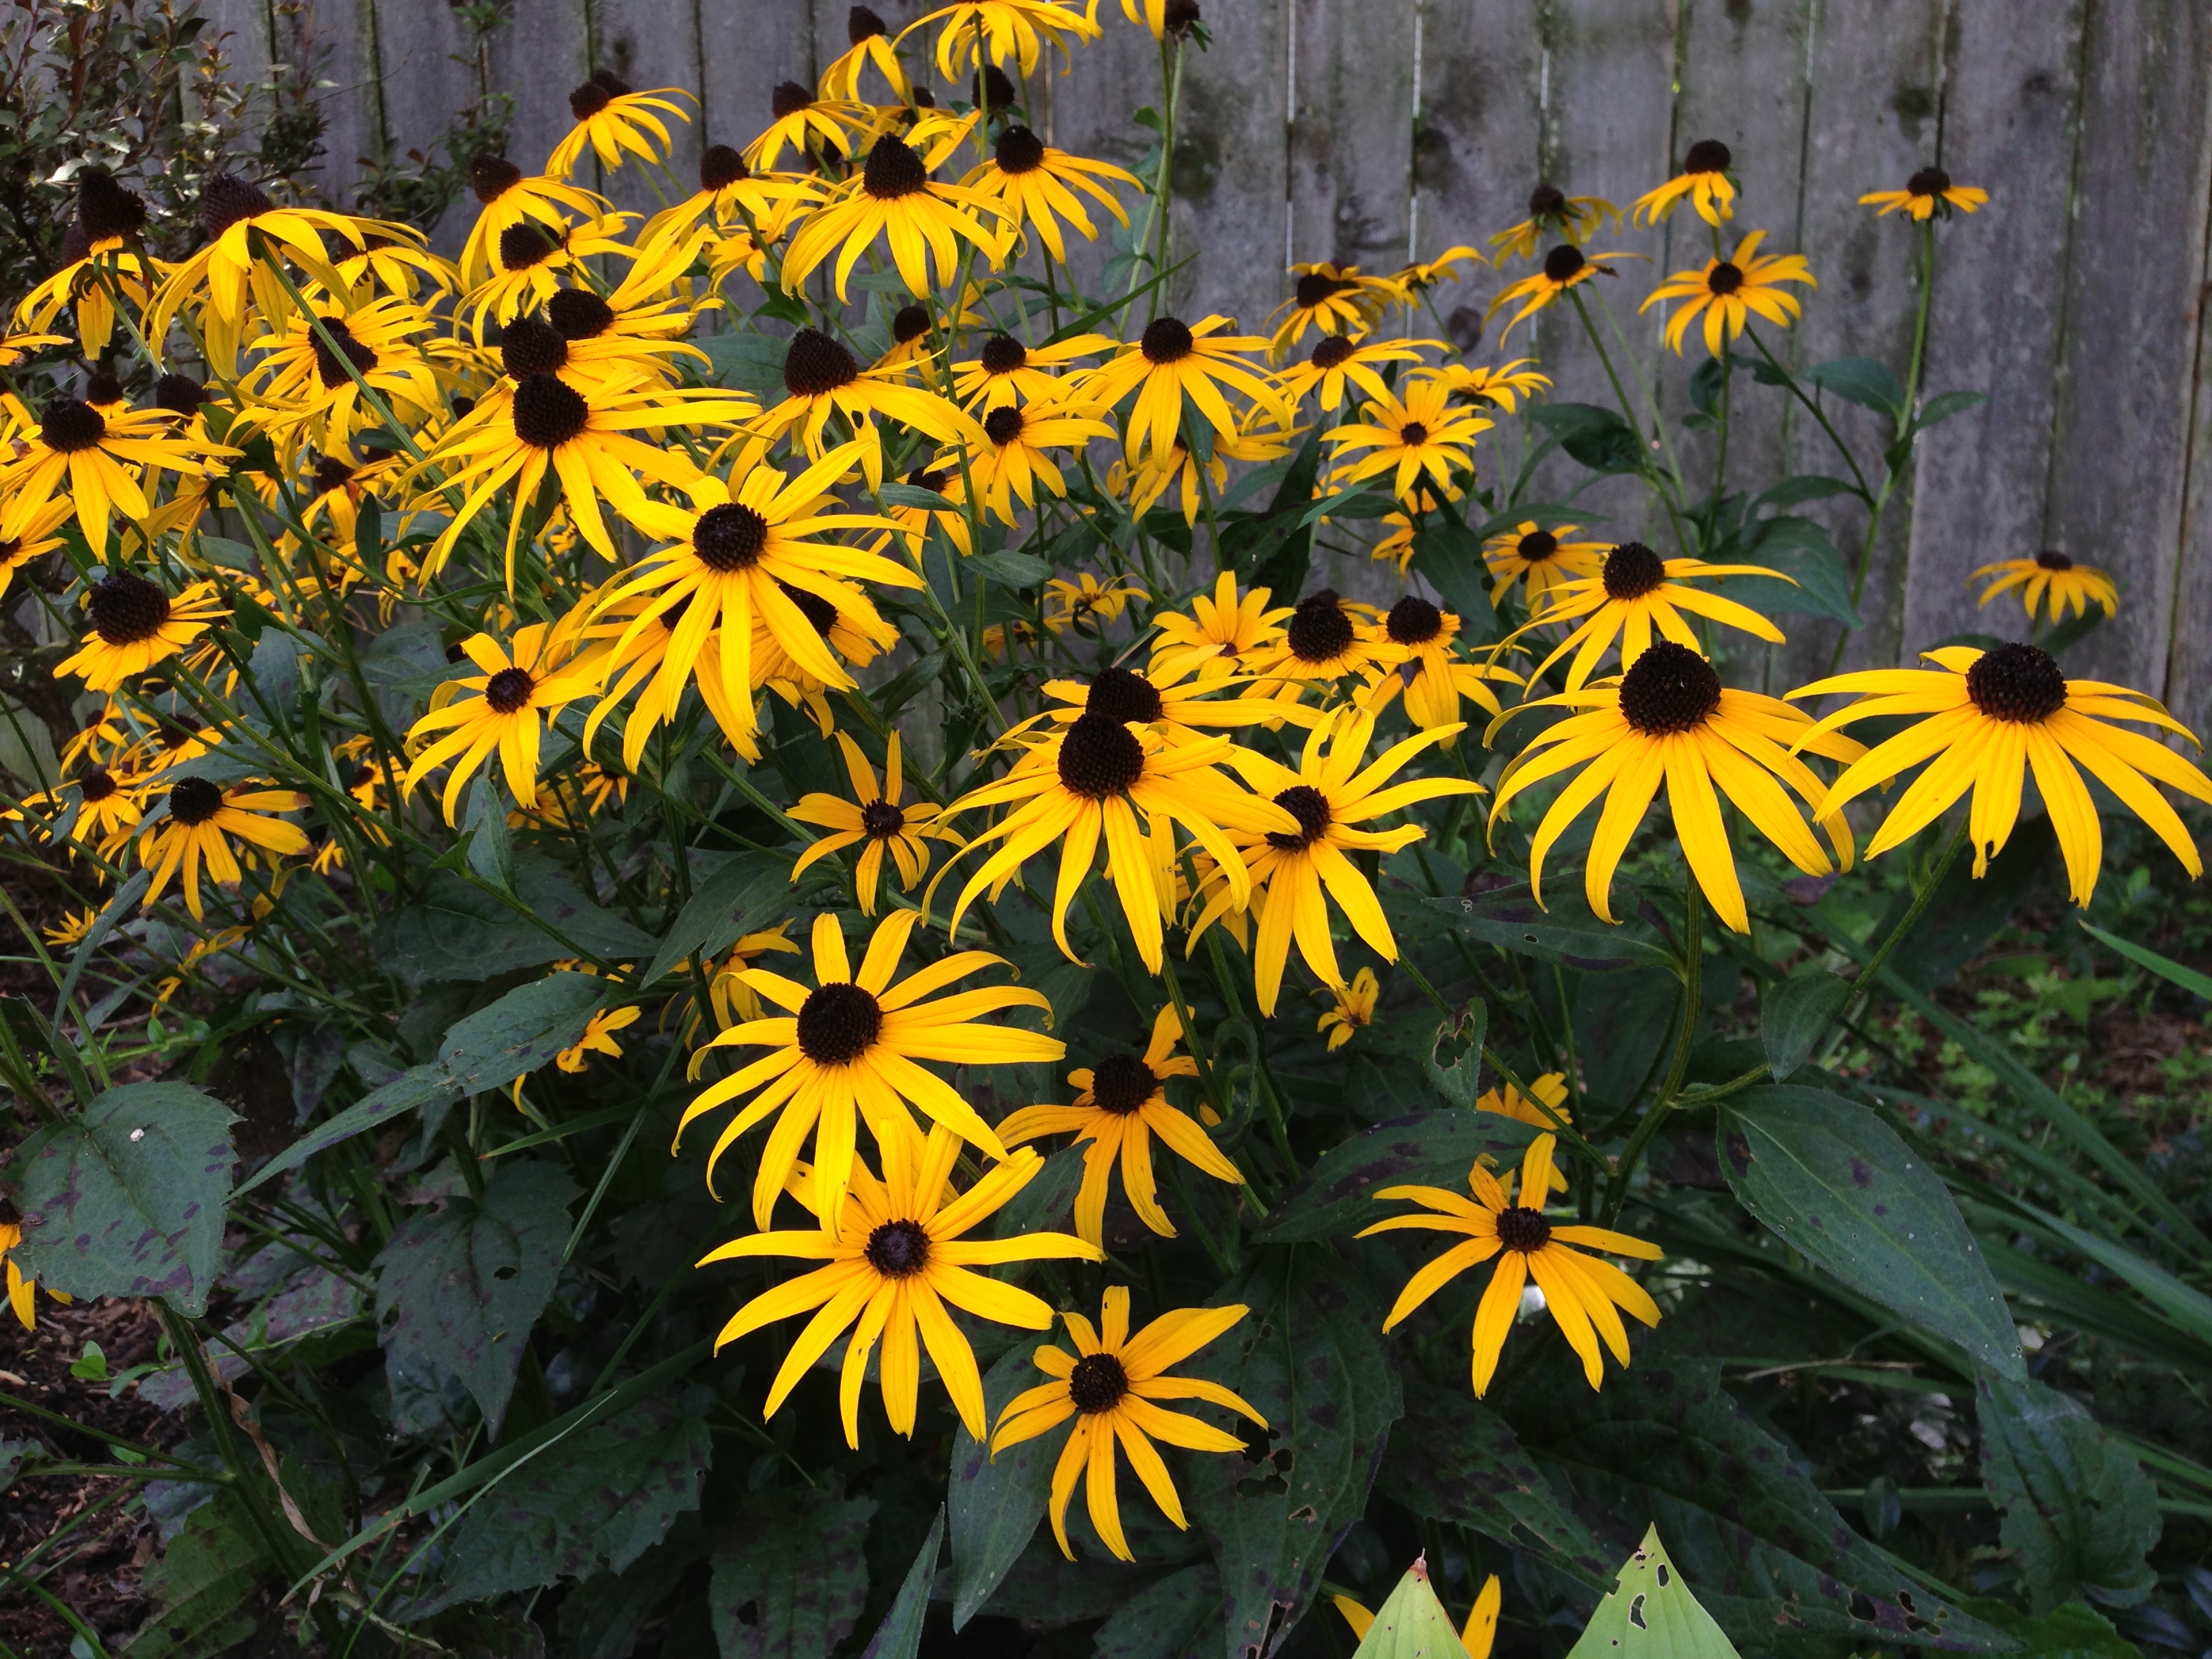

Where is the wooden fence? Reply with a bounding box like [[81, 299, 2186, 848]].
[[199, 0, 2212, 732]]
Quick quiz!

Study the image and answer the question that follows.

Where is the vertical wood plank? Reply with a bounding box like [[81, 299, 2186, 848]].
[[483, 0, 594, 182], [1166, 3, 1293, 330], [1027, 9, 1162, 312], [590, 0, 708, 218], [365, 0, 493, 250], [280, 0, 382, 207], [197, 0, 275, 119], [697, 0, 821, 169], [2034, 0, 2212, 697], [1898, 1, 2087, 658], [2168, 204, 2212, 737], [1289, 0, 1415, 282]]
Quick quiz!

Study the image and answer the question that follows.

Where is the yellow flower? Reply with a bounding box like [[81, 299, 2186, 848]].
[[1334, 1574, 1500, 1657], [1034, 661, 1305, 751], [0, 396, 232, 561], [680, 909, 1061, 1232], [2, 1214, 72, 1330], [1641, 230, 1816, 356], [546, 75, 693, 178], [1120, 0, 1206, 39], [14, 174, 158, 352], [1325, 377, 1492, 504], [1082, 314, 1286, 463], [1414, 358, 1551, 413], [556, 1005, 641, 1073], [1317, 966, 1379, 1050], [820, 7, 912, 102], [1361, 596, 1523, 739], [1488, 642, 1862, 935], [1487, 244, 1632, 342], [1860, 166, 1988, 221], [42, 907, 100, 949], [1042, 571, 1147, 634], [401, 625, 598, 823], [1631, 139, 1738, 226], [0, 329, 71, 367], [1383, 245, 1484, 300], [754, 327, 985, 492], [790, 732, 962, 915], [701, 1116, 1102, 1447], [1477, 1071, 1572, 1131], [958, 402, 1117, 525], [0, 495, 73, 602], [951, 329, 1115, 409], [1242, 588, 1397, 689], [781, 134, 1009, 302], [743, 82, 880, 171], [1149, 570, 1291, 684], [962, 125, 1136, 265], [705, 924, 803, 1028], [898, 0, 1101, 77], [1791, 644, 2212, 905], [1362, 1132, 1662, 1395], [1513, 539, 1787, 691], [1267, 262, 1389, 358], [456, 156, 608, 288], [138, 778, 310, 920], [1275, 335, 1430, 415], [458, 212, 640, 340], [1482, 520, 1608, 611], [1972, 550, 2118, 624], [998, 1004, 1243, 1245], [54, 575, 227, 693], [235, 297, 451, 452], [991, 1288, 1261, 1562], [1492, 179, 1620, 260], [643, 144, 819, 249]]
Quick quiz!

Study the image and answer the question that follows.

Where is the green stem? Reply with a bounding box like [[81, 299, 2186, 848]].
[[1603, 869, 1701, 1225], [1837, 815, 1968, 1033], [1570, 289, 1693, 558]]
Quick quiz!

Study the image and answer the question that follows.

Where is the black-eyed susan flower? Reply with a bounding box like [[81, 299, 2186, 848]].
[[0, 495, 72, 601], [702, 1116, 1102, 1447], [1382, 245, 1483, 306], [998, 1004, 1242, 1245], [1417, 358, 1551, 413], [1195, 708, 1480, 1014], [3, 1206, 71, 1330], [1275, 334, 1429, 414], [1243, 588, 1397, 689], [744, 81, 879, 171], [556, 1005, 641, 1073], [1477, 1071, 1570, 1130], [1631, 138, 1737, 226], [1491, 180, 1620, 260], [1033, 661, 1303, 749], [644, 144, 819, 248], [333, 230, 459, 303], [546, 73, 693, 178], [1973, 550, 2118, 624], [237, 297, 451, 451], [1042, 571, 1148, 635], [1641, 230, 1816, 356], [754, 581, 903, 739], [1083, 314, 1286, 463], [1361, 596, 1523, 739], [781, 134, 1009, 302], [681, 909, 1063, 1231], [1149, 571, 1290, 684], [1120, 0, 1206, 39], [1489, 642, 1861, 935], [457, 155, 608, 287], [1325, 377, 1491, 504], [1515, 539, 1787, 691], [54, 574, 227, 693], [1860, 166, 1988, 221], [1791, 643, 2212, 905], [1316, 966, 1378, 1050], [951, 329, 1114, 409], [821, 7, 912, 101], [42, 908, 99, 949], [991, 1288, 1261, 1562], [1362, 1131, 1662, 1395], [962, 124, 1136, 266], [1267, 262, 1389, 358], [0, 396, 232, 561], [458, 213, 638, 340], [0, 329, 70, 367], [899, 0, 1101, 77], [790, 732, 961, 914], [138, 777, 310, 920], [1114, 413, 1292, 525], [1488, 243, 1631, 342], [24, 764, 144, 854], [962, 402, 1118, 524], [1482, 520, 1607, 611], [1335, 1575, 1500, 1658], [401, 625, 598, 823], [755, 327, 985, 491]]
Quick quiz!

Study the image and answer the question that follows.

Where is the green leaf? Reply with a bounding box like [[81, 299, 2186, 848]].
[[1732, 516, 1860, 626], [1717, 1085, 2024, 1377], [1299, 487, 1399, 527], [126, 1489, 271, 1658], [1091, 1561, 1221, 1657], [409, 1399, 712, 1614], [1799, 356, 1905, 415], [861, 1504, 944, 1659], [879, 480, 958, 512], [1752, 474, 1858, 512], [1977, 1370, 2160, 1611], [234, 1063, 458, 1195], [645, 849, 802, 985], [1350, 1561, 1467, 1658], [1564, 1525, 1742, 1659], [69, 1340, 108, 1381], [1759, 966, 1851, 1080], [9, 1081, 236, 1316], [1408, 519, 1495, 635], [1425, 887, 1676, 973], [1255, 1110, 1536, 1244], [1914, 390, 1988, 431], [2077, 920, 2212, 1000], [1187, 1250, 1403, 1656], [436, 971, 605, 1092], [702, 331, 797, 398], [1420, 1001, 1488, 1109], [374, 855, 656, 989], [968, 549, 1052, 588], [1951, 1597, 2143, 1658], [462, 775, 514, 894], [371, 1160, 579, 1433], [559, 1540, 701, 1659], [1378, 1378, 1614, 1587], [711, 1488, 876, 1656], [949, 1343, 1059, 1627], [1530, 403, 1641, 474]]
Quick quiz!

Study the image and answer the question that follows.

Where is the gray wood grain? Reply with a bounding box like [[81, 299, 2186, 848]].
[[589, 0, 706, 220]]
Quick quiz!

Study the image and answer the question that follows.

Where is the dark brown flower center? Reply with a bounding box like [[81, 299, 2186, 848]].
[[0, 538, 22, 567], [908, 465, 951, 495], [89, 573, 169, 644], [995, 124, 1046, 173], [797, 980, 883, 1065], [168, 776, 223, 827], [484, 666, 535, 714], [778, 580, 840, 636], [152, 373, 209, 415], [41, 397, 104, 452], [1496, 1204, 1551, 1252], [1528, 182, 1567, 218], [1310, 336, 1355, 370], [568, 70, 628, 120], [1068, 1351, 1130, 1412], [1085, 667, 1165, 724], [983, 405, 1025, 447], [1907, 165, 1951, 197], [1618, 640, 1721, 735], [76, 767, 118, 803], [1542, 244, 1585, 284], [771, 81, 814, 119], [972, 66, 1017, 112], [499, 222, 562, 271], [312, 454, 355, 494], [1091, 1052, 1157, 1115], [695, 503, 770, 572], [848, 5, 887, 43], [77, 170, 146, 241], [2035, 549, 2072, 571], [860, 798, 905, 839], [863, 135, 930, 200], [1517, 529, 1558, 562], [1601, 541, 1665, 600], [1965, 642, 2066, 724], [1706, 261, 1744, 296], [310, 316, 377, 388], [1387, 594, 1443, 644], [202, 173, 271, 237], [893, 303, 931, 344], [979, 333, 1028, 375], [1162, 0, 1202, 34], [784, 327, 860, 398], [470, 153, 522, 203], [83, 372, 123, 405], [1683, 139, 1733, 175], [60, 222, 93, 264], [1057, 713, 1146, 799], [548, 287, 615, 340], [500, 315, 569, 378], [1295, 271, 1346, 309], [1286, 590, 1355, 663], [864, 1217, 930, 1278], [1140, 316, 1195, 365], [1399, 419, 1430, 447], [1266, 783, 1332, 851], [510, 374, 590, 448], [701, 144, 749, 191]]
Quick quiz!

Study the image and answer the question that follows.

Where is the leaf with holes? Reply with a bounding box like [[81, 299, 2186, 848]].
[[371, 1160, 577, 1434], [1977, 1370, 2160, 1611], [710, 1488, 876, 1657], [1349, 1560, 1468, 1658], [1256, 1111, 1536, 1244], [1563, 1525, 1742, 1658], [126, 1489, 272, 1659], [9, 1081, 236, 1316]]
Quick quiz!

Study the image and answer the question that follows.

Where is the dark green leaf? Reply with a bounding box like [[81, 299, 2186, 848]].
[[1759, 966, 1851, 1080], [1530, 403, 1641, 474], [372, 1160, 579, 1433], [559, 1538, 703, 1659], [1299, 489, 1398, 527], [1256, 1109, 1535, 1243], [1951, 1597, 2143, 1658], [1753, 474, 1858, 512], [1801, 357, 1905, 415], [1187, 1250, 1403, 1654], [878, 480, 958, 512], [1563, 1525, 1742, 1659], [1717, 1085, 2023, 1377], [462, 775, 514, 894], [234, 1063, 458, 1195], [1408, 519, 1496, 637], [375, 855, 656, 989], [9, 1081, 236, 1315], [1732, 516, 1860, 626], [968, 549, 1052, 588], [1572, 968, 1680, 1111], [1977, 1370, 2160, 1611], [2077, 920, 2212, 1000], [1420, 1002, 1488, 1110], [127, 1489, 270, 1659], [861, 1504, 945, 1659], [1245, 429, 1325, 596], [646, 849, 804, 985], [703, 332, 797, 398], [436, 972, 605, 1092], [949, 1343, 1059, 1627], [711, 1489, 876, 1656], [1091, 1561, 1221, 1658], [1914, 390, 1988, 431], [1427, 887, 1676, 973]]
